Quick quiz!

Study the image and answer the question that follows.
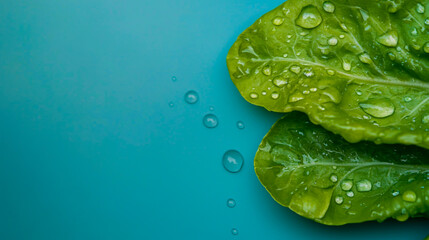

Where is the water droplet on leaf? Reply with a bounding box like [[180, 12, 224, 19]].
[[356, 179, 372, 192], [335, 196, 343, 204], [273, 77, 288, 87], [330, 174, 338, 182], [295, 5, 323, 29], [273, 17, 284, 26], [377, 31, 398, 47], [323, 1, 335, 13], [263, 66, 272, 76], [359, 98, 395, 118], [328, 37, 338, 46], [290, 65, 301, 74], [358, 53, 372, 64], [341, 180, 353, 191], [402, 190, 416, 202], [416, 3, 425, 13], [249, 92, 259, 99], [271, 92, 280, 99]]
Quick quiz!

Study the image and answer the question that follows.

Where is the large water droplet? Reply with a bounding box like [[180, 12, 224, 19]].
[[359, 98, 395, 118], [227, 198, 236, 208], [335, 196, 343, 204], [203, 114, 218, 128], [223, 150, 244, 173], [262, 66, 272, 76], [295, 5, 323, 29], [342, 61, 351, 71], [184, 90, 199, 104], [416, 3, 425, 13], [346, 191, 354, 197], [322, 1, 335, 13], [402, 190, 416, 202], [273, 17, 284, 26], [356, 179, 372, 192], [330, 174, 338, 183], [341, 180, 353, 191], [377, 31, 398, 47], [290, 65, 301, 74], [231, 228, 239, 235], [237, 121, 245, 129]]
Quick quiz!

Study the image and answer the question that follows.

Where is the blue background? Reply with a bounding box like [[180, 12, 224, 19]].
[[0, 0, 427, 239]]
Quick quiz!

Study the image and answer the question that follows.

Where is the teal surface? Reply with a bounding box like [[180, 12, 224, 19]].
[[0, 0, 427, 239]]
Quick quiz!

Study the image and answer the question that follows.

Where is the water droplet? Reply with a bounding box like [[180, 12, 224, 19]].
[[340, 23, 348, 31], [171, 76, 177, 82], [289, 92, 304, 103], [261, 91, 267, 96], [273, 77, 288, 87], [377, 31, 398, 47], [404, 96, 412, 102], [422, 115, 429, 124], [209, 106, 215, 111], [359, 98, 395, 118], [290, 65, 301, 74], [411, 27, 418, 36], [342, 61, 351, 71], [223, 150, 244, 173], [227, 198, 236, 208], [358, 53, 372, 64], [330, 174, 338, 183], [339, 35, 345, 39], [402, 190, 416, 202], [168, 101, 174, 108], [271, 92, 280, 99], [203, 114, 218, 128], [249, 92, 259, 99], [322, 1, 335, 13], [424, 42, 429, 53], [303, 70, 314, 77], [231, 228, 239, 235], [392, 190, 400, 197], [416, 3, 425, 13], [237, 121, 245, 129], [425, 18, 429, 25], [273, 17, 284, 26], [310, 88, 318, 92], [295, 5, 323, 29], [356, 90, 362, 96], [359, 9, 369, 21], [356, 179, 372, 192], [184, 90, 199, 104], [262, 66, 272, 76], [335, 196, 344, 204], [396, 213, 409, 222], [341, 180, 353, 191], [346, 191, 354, 197], [327, 69, 335, 75], [328, 37, 338, 46]]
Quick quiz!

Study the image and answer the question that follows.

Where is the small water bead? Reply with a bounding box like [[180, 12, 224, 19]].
[[359, 9, 369, 21], [330, 174, 338, 183], [223, 150, 244, 173], [424, 42, 429, 53], [341, 180, 353, 191], [273, 77, 288, 87], [387, 52, 396, 61], [411, 28, 418, 36], [303, 90, 310, 95], [404, 96, 412, 102], [290, 65, 301, 74], [340, 23, 348, 31], [346, 191, 354, 197], [377, 30, 398, 47], [392, 190, 400, 197], [323, 1, 335, 13], [416, 3, 425, 13], [339, 34, 345, 39], [184, 90, 199, 104], [422, 115, 429, 124], [261, 91, 267, 96], [356, 90, 362, 96], [249, 92, 259, 99], [227, 198, 236, 208], [262, 66, 272, 76], [359, 53, 372, 64], [203, 114, 218, 128], [402, 190, 417, 202], [168, 101, 174, 108], [342, 61, 351, 71], [356, 179, 372, 192], [171, 76, 177, 82], [335, 196, 344, 204], [271, 92, 280, 99], [327, 69, 335, 75], [237, 121, 245, 129], [273, 17, 285, 26], [328, 37, 338, 46], [209, 106, 215, 111], [295, 5, 323, 29], [231, 228, 239, 235], [425, 18, 429, 25], [310, 88, 318, 92], [359, 98, 395, 118], [303, 70, 314, 77]]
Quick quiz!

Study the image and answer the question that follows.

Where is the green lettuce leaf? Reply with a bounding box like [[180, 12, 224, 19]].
[[255, 112, 429, 225], [227, 0, 429, 148]]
